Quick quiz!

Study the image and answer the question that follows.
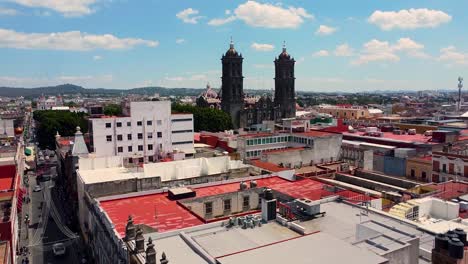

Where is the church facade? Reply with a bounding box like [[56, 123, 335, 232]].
[[217, 41, 296, 129]]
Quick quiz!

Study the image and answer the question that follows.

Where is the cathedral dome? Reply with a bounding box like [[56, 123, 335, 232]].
[[278, 42, 292, 60], [225, 38, 239, 57]]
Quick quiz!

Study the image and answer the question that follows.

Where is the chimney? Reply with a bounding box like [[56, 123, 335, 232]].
[[160, 252, 169, 264], [145, 237, 156, 264], [125, 215, 136, 241], [135, 227, 145, 253]]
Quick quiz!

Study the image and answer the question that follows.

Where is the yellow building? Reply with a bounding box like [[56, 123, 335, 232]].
[[406, 156, 432, 182], [316, 105, 371, 120]]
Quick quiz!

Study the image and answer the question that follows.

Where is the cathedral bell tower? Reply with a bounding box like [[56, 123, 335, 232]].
[[221, 38, 244, 129], [274, 42, 296, 120]]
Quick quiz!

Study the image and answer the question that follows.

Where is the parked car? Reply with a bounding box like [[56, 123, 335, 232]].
[[52, 243, 66, 256]]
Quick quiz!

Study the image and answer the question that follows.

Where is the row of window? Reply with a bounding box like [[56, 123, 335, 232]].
[[205, 196, 250, 215], [106, 132, 163, 142], [246, 136, 291, 146], [105, 120, 163, 128], [245, 147, 287, 158], [117, 144, 162, 153]]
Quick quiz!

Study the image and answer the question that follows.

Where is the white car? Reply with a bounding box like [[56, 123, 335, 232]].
[[33, 185, 41, 192], [52, 243, 66, 256]]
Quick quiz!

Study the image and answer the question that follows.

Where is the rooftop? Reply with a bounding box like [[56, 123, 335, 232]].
[[99, 176, 368, 237], [343, 131, 436, 145], [0, 165, 15, 191], [294, 130, 337, 137], [250, 159, 291, 172]]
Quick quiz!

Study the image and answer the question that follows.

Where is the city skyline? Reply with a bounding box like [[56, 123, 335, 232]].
[[0, 0, 467, 92]]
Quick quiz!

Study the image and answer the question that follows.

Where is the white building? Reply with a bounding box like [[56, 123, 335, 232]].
[[89, 101, 194, 163], [237, 130, 342, 166], [0, 118, 14, 137]]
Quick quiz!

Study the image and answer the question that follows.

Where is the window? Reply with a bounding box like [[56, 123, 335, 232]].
[[117, 135, 123, 141], [147, 120, 152, 126], [139, 158, 144, 163], [148, 156, 154, 162], [116, 122, 122, 127], [147, 132, 153, 139], [138, 133, 143, 140], [148, 144, 153, 151], [128, 158, 133, 164], [128, 146, 133, 152], [173, 141, 192, 145], [105, 123, 111, 128], [106, 135, 112, 142], [117, 147, 123, 153], [442, 164, 447, 173], [157, 120, 162, 125], [224, 199, 231, 212], [172, 118, 192, 122], [157, 132, 162, 138], [422, 172, 427, 180], [137, 121, 142, 126], [205, 202, 213, 215], [243, 196, 249, 209], [410, 169, 415, 178], [127, 134, 132, 140], [138, 145, 143, 151], [127, 121, 131, 127], [172, 130, 193, 134], [159, 143, 162, 150]]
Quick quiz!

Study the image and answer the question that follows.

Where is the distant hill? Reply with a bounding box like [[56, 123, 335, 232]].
[[0, 84, 272, 98]]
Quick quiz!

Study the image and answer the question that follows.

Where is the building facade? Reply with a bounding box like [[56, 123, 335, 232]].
[[316, 105, 371, 120], [202, 41, 296, 129], [37, 95, 63, 110], [89, 101, 194, 163], [432, 151, 468, 182], [406, 156, 432, 182]]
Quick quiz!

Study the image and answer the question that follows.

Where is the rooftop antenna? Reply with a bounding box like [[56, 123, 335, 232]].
[[458, 77, 463, 114]]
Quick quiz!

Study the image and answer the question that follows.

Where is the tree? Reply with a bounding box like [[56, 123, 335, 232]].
[[171, 103, 232, 132], [103, 104, 122, 116], [33, 110, 88, 149]]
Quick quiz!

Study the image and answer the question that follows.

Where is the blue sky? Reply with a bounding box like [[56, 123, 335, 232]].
[[0, 0, 467, 92]]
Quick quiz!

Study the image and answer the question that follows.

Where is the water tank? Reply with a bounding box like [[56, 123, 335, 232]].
[[264, 189, 274, 200], [250, 180, 258, 188], [448, 238, 465, 259], [435, 234, 449, 250], [454, 228, 467, 246], [239, 181, 248, 191]]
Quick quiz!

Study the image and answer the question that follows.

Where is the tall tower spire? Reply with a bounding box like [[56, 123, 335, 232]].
[[274, 42, 296, 120], [221, 38, 244, 128]]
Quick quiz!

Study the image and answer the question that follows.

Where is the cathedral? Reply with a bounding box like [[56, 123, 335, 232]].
[[198, 40, 296, 129]]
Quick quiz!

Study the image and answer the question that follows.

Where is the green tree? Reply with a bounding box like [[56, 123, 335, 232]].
[[172, 103, 232, 132], [103, 104, 122, 116], [33, 110, 88, 149]]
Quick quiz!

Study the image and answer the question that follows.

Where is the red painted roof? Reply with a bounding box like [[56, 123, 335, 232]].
[[99, 176, 370, 237], [0, 165, 15, 191], [295, 131, 335, 137], [344, 131, 436, 144]]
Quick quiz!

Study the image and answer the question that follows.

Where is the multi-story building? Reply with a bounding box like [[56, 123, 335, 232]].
[[406, 156, 432, 182], [0, 118, 14, 137], [432, 151, 468, 182], [237, 131, 342, 166], [89, 101, 194, 163]]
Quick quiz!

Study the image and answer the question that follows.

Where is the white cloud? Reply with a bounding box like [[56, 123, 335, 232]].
[[368, 8, 452, 30], [0, 28, 158, 51], [0, 74, 113, 87], [234, 1, 313, 29], [251, 42, 274, 52], [0, 7, 19, 16], [93, 55, 102, 60], [208, 16, 236, 26], [315, 25, 337, 36], [352, 38, 428, 65], [438, 46, 468, 65], [312, 50, 329, 57], [225, 10, 231, 15], [334, 44, 354, 57], [8, 0, 97, 17], [176, 38, 185, 44], [176, 8, 203, 24]]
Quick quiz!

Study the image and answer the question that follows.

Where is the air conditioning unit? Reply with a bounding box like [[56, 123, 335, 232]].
[[294, 198, 321, 216]]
